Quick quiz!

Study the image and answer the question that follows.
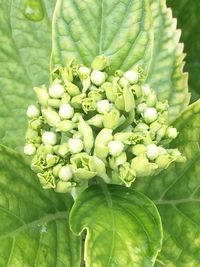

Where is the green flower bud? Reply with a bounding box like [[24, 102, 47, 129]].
[[45, 154, 59, 168], [78, 116, 94, 153], [38, 170, 56, 189], [37, 144, 53, 156], [87, 114, 104, 128], [59, 165, 73, 181], [82, 97, 96, 113], [91, 70, 107, 86], [156, 101, 168, 112], [48, 99, 60, 108], [143, 107, 158, 124], [24, 143, 36, 156], [72, 132, 82, 139], [115, 152, 127, 166], [131, 144, 146, 156], [91, 55, 109, 71], [155, 154, 173, 169], [114, 132, 142, 145], [60, 65, 73, 82], [59, 103, 74, 119], [90, 156, 110, 182], [82, 77, 91, 92], [42, 109, 60, 127], [97, 99, 111, 114], [78, 66, 91, 79], [42, 131, 57, 145], [65, 81, 81, 96], [71, 153, 97, 180], [33, 85, 49, 107], [68, 138, 84, 154], [146, 92, 157, 107], [108, 140, 124, 157], [156, 125, 167, 142], [55, 181, 72, 193], [141, 84, 151, 96], [25, 127, 39, 142], [137, 103, 147, 114], [27, 105, 40, 118], [124, 70, 139, 84], [134, 122, 149, 132], [71, 93, 86, 108], [119, 77, 129, 88], [72, 112, 82, 123], [103, 82, 117, 102], [53, 163, 62, 177], [131, 156, 158, 177], [166, 127, 178, 139], [119, 162, 136, 187], [131, 85, 142, 98], [103, 108, 120, 129], [57, 143, 69, 157], [146, 144, 159, 160], [29, 117, 43, 130], [88, 90, 103, 102], [60, 93, 71, 105], [115, 95, 125, 111], [49, 83, 65, 98], [94, 128, 113, 159], [123, 86, 135, 112]]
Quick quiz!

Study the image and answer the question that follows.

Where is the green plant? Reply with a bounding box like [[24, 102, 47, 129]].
[[0, 0, 199, 266]]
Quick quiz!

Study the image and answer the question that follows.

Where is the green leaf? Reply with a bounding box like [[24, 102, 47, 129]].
[[0, 145, 82, 267], [147, 0, 190, 122], [70, 184, 162, 267], [51, 0, 153, 73], [167, 0, 200, 102], [0, 0, 55, 151], [135, 100, 200, 266]]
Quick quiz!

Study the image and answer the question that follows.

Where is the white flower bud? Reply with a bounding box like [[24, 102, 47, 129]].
[[141, 84, 152, 96], [59, 166, 73, 181], [90, 70, 107, 86], [143, 107, 158, 124], [42, 131, 57, 145], [68, 138, 84, 154], [26, 105, 40, 118], [49, 83, 65, 98], [166, 127, 178, 139], [137, 103, 147, 114], [24, 144, 36, 155], [124, 70, 139, 84], [59, 103, 74, 119], [146, 144, 159, 160], [97, 99, 111, 114], [158, 147, 167, 155], [78, 66, 91, 78], [108, 140, 124, 157]]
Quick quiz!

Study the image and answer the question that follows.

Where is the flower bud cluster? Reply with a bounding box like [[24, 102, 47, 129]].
[[24, 55, 185, 193]]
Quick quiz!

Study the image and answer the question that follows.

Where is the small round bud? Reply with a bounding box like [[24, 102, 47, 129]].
[[143, 107, 158, 124], [141, 84, 151, 96], [59, 166, 73, 181], [91, 55, 108, 70], [24, 144, 36, 155], [146, 92, 157, 107], [78, 66, 91, 78], [146, 144, 159, 160], [131, 144, 146, 156], [108, 140, 124, 157], [42, 131, 57, 145], [137, 103, 147, 114], [27, 105, 40, 118], [124, 70, 139, 84], [91, 70, 107, 86], [68, 138, 84, 154], [49, 83, 65, 98], [97, 99, 111, 114], [59, 103, 74, 119], [158, 147, 167, 155], [134, 122, 149, 132], [166, 127, 178, 139]]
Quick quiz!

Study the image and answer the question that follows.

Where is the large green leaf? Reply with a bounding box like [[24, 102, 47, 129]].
[[147, 0, 190, 122], [0, 145, 82, 267], [52, 0, 153, 74], [0, 0, 55, 151], [135, 100, 200, 266], [70, 184, 162, 267], [167, 0, 200, 102]]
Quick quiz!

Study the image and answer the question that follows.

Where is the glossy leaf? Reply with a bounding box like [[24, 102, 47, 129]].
[[52, 0, 153, 73], [135, 100, 200, 266], [0, 0, 55, 151], [70, 184, 162, 267], [0, 145, 82, 267]]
